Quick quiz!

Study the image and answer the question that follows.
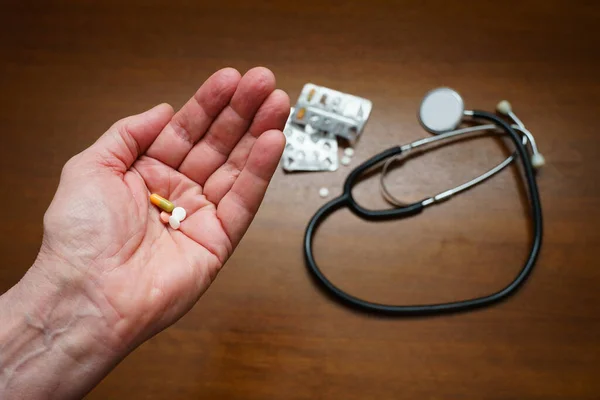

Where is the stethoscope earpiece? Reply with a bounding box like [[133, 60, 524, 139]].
[[496, 100, 512, 115], [496, 99, 545, 169]]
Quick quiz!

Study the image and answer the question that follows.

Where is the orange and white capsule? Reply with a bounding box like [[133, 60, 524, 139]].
[[150, 194, 175, 213]]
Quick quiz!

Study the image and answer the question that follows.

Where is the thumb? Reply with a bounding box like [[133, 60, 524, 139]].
[[85, 103, 174, 172]]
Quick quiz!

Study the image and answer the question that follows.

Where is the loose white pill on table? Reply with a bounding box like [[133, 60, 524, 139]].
[[344, 147, 355, 157], [319, 187, 330, 198], [168, 215, 181, 230], [172, 207, 187, 222], [340, 155, 352, 166]]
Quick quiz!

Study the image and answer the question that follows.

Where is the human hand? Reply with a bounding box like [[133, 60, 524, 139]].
[[31, 67, 289, 349]]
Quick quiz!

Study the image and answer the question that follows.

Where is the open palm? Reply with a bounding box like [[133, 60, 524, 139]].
[[38, 68, 289, 346]]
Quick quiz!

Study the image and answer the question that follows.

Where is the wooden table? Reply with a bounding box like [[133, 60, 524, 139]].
[[1, 1, 599, 398]]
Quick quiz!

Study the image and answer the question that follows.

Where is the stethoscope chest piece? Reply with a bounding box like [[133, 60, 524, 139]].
[[419, 87, 464, 134]]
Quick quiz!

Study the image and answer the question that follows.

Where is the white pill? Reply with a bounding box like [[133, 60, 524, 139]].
[[304, 124, 317, 135], [319, 187, 330, 198], [172, 207, 187, 222], [344, 147, 355, 157], [168, 215, 181, 230], [341, 155, 352, 166]]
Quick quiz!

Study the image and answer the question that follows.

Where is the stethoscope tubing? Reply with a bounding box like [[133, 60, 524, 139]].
[[303, 110, 543, 315]]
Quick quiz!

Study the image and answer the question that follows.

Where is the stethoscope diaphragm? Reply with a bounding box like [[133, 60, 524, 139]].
[[419, 87, 464, 134]]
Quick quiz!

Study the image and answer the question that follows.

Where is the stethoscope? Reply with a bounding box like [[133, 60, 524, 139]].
[[303, 87, 544, 315]]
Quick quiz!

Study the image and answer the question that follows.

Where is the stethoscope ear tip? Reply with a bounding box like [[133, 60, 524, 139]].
[[531, 153, 546, 169], [496, 100, 512, 115]]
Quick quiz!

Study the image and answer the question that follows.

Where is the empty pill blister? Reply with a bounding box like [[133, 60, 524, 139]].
[[281, 125, 338, 172], [291, 83, 372, 142]]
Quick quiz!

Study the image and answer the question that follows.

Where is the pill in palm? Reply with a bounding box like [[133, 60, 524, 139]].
[[172, 207, 187, 222], [168, 215, 181, 230], [150, 194, 175, 213], [160, 212, 170, 224]]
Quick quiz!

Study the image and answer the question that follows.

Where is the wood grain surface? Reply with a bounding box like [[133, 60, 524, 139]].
[[1, 1, 599, 399]]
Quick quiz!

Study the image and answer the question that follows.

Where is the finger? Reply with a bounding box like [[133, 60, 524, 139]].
[[178, 67, 276, 185], [145, 67, 241, 168], [87, 103, 174, 173], [203, 89, 290, 204], [216, 129, 285, 247]]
